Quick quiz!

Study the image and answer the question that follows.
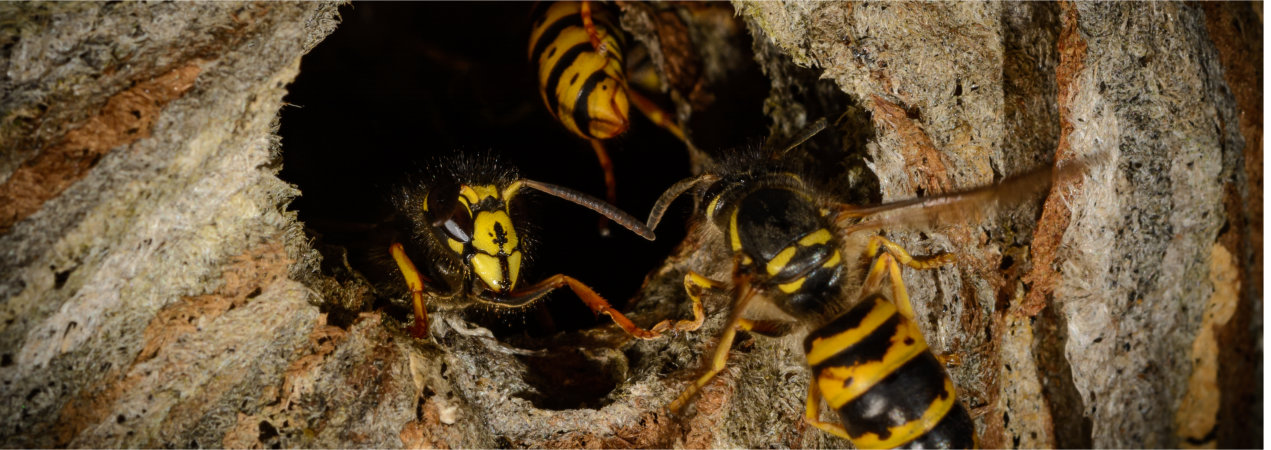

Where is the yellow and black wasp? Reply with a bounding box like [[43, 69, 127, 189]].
[[388, 153, 700, 340], [646, 119, 1080, 448], [528, 1, 693, 229]]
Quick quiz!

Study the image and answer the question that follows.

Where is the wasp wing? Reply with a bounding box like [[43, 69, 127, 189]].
[[838, 158, 1088, 236]]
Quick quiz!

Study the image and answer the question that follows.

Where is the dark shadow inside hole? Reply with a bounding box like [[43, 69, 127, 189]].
[[277, 1, 772, 406]]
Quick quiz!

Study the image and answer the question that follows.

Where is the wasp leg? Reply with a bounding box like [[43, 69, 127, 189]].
[[579, 0, 606, 54], [588, 139, 618, 236], [805, 375, 852, 440], [627, 89, 691, 146], [863, 236, 954, 320], [668, 280, 760, 414], [390, 242, 431, 338], [652, 270, 714, 334], [508, 273, 666, 340]]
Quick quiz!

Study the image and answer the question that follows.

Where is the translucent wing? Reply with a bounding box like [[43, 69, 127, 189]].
[[838, 157, 1089, 236]]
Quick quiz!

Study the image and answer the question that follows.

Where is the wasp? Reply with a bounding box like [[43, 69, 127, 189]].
[[389, 153, 698, 339], [646, 119, 1080, 448], [528, 1, 693, 230]]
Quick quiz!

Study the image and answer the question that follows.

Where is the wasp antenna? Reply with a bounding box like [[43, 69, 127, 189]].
[[518, 179, 656, 240], [772, 117, 828, 160], [647, 174, 712, 231]]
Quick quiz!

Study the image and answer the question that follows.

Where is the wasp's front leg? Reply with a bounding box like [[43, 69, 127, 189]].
[[390, 242, 431, 338]]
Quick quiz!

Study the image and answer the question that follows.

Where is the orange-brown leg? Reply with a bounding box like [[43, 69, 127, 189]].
[[390, 243, 430, 338], [805, 376, 852, 440], [651, 270, 713, 334], [580, 0, 606, 53], [588, 139, 618, 236], [628, 89, 689, 144], [511, 273, 665, 340]]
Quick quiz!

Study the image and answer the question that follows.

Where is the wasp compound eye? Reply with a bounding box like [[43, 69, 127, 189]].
[[439, 206, 473, 243]]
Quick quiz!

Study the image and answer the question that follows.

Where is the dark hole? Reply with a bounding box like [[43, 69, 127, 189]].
[[53, 267, 72, 289], [246, 287, 263, 299], [130, 109, 142, 119], [0, 354, 11, 367], [258, 420, 279, 441], [998, 254, 1014, 271], [117, 414, 126, 424], [275, 2, 766, 339]]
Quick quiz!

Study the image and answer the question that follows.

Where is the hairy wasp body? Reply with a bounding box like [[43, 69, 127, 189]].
[[643, 119, 1076, 448], [389, 153, 694, 340]]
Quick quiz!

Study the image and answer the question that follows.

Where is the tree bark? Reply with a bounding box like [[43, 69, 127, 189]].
[[0, 1, 1259, 448]]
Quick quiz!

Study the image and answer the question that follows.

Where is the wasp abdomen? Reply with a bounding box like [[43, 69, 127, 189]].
[[805, 295, 975, 449], [528, 1, 629, 140]]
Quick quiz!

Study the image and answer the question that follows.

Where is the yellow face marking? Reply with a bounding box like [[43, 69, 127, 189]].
[[446, 238, 463, 255], [728, 209, 742, 251], [798, 229, 833, 247], [461, 184, 500, 205], [807, 299, 896, 365], [766, 246, 797, 276], [507, 251, 523, 289], [471, 210, 518, 256], [778, 277, 806, 294], [822, 249, 841, 268], [817, 313, 930, 409], [849, 379, 958, 449], [471, 253, 506, 292]]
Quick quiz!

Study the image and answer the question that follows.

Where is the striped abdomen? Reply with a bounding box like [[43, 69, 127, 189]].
[[804, 295, 976, 449], [528, 1, 630, 140]]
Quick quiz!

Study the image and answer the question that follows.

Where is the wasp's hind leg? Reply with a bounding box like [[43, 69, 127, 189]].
[[805, 376, 852, 440], [390, 242, 432, 338], [862, 235, 954, 319]]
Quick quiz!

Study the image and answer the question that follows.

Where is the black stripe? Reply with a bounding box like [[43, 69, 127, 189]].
[[810, 314, 903, 376], [530, 12, 580, 65], [835, 352, 952, 442], [804, 295, 890, 353], [544, 42, 591, 116], [900, 403, 975, 449], [571, 69, 610, 139], [528, 1, 553, 26]]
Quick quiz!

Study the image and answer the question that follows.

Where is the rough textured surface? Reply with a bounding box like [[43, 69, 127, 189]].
[[0, 3, 344, 447], [732, 1, 1261, 448], [0, 1, 1260, 449]]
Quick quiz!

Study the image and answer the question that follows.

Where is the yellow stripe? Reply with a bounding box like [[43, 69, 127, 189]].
[[778, 277, 806, 293], [806, 299, 895, 366], [850, 379, 958, 449], [798, 228, 833, 247], [446, 238, 463, 255], [817, 313, 930, 408], [705, 195, 721, 221], [528, 2, 579, 60], [822, 249, 841, 268], [728, 209, 742, 251], [766, 246, 797, 276]]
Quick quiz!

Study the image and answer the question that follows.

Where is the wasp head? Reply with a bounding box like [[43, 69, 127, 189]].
[[425, 182, 523, 294]]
